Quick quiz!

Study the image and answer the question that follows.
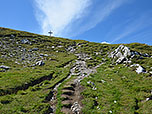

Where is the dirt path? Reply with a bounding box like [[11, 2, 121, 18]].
[[49, 53, 103, 114], [61, 79, 84, 114]]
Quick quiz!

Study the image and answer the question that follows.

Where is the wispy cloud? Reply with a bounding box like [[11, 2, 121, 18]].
[[73, 0, 128, 36], [111, 11, 152, 43], [34, 0, 91, 36], [34, 0, 128, 37]]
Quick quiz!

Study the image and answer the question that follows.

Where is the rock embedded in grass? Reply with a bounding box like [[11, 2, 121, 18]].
[[0, 65, 10, 70], [21, 39, 31, 44], [35, 60, 45, 66], [71, 102, 81, 114], [130, 64, 146, 74]]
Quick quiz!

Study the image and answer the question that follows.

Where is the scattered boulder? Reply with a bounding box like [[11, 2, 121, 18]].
[[142, 53, 150, 57], [10, 34, 15, 38], [109, 110, 113, 113], [51, 46, 55, 48], [0, 65, 10, 72], [40, 54, 48, 57], [101, 79, 106, 83], [130, 64, 146, 74], [21, 39, 31, 44], [66, 46, 76, 53], [32, 48, 39, 51], [92, 87, 97, 90], [57, 45, 63, 48], [35, 60, 45, 66], [0, 65, 10, 70], [87, 81, 95, 86]]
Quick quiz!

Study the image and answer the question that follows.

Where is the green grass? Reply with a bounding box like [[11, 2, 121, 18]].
[[0, 66, 71, 114], [55, 74, 77, 114], [0, 27, 152, 113], [81, 61, 152, 114], [0, 27, 77, 113]]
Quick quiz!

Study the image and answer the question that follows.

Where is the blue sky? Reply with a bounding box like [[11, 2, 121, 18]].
[[0, 0, 152, 45]]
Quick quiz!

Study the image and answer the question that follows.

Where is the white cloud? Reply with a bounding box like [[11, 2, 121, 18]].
[[34, 0, 127, 37], [34, 0, 91, 36], [101, 41, 110, 44], [71, 0, 128, 37]]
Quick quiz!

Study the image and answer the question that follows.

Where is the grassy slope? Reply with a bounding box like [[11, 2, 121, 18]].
[[0, 27, 77, 113], [0, 27, 152, 113], [81, 44, 152, 114]]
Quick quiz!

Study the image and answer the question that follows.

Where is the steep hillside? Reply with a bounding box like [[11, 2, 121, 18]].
[[0, 27, 152, 114]]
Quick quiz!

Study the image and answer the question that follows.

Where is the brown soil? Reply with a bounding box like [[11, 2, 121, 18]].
[[60, 79, 85, 114]]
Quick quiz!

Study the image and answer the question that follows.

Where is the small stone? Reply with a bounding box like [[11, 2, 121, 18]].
[[40, 54, 44, 56], [10, 34, 15, 38], [35, 60, 45, 66], [44, 54, 48, 57], [87, 81, 91, 84], [40, 54, 48, 57], [109, 110, 112, 113], [101, 79, 105, 83], [146, 98, 150, 101], [92, 87, 97, 90], [143, 53, 150, 57], [21, 39, 30, 44], [57, 45, 63, 48], [149, 71, 152, 74], [32, 48, 39, 51], [97, 106, 100, 110]]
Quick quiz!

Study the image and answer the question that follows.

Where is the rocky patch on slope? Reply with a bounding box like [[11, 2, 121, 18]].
[[109, 45, 151, 64], [109, 45, 151, 74]]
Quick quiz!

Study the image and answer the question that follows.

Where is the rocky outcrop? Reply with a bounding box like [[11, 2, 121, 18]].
[[109, 45, 151, 64], [109, 45, 132, 64]]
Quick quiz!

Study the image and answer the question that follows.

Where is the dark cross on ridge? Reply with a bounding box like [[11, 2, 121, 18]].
[[48, 30, 53, 36]]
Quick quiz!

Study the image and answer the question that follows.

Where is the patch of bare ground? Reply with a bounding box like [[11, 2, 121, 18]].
[[61, 78, 85, 114]]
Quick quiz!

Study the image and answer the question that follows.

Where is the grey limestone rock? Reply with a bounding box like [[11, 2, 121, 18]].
[[32, 48, 39, 51], [35, 60, 45, 66], [21, 39, 30, 44], [130, 64, 146, 74], [109, 45, 131, 64], [0, 65, 10, 70], [71, 102, 81, 114]]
